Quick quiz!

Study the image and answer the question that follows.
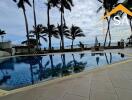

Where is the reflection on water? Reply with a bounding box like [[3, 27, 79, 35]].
[[0, 52, 126, 90]]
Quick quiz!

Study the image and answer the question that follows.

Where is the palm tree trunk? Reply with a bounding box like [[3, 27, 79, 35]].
[[33, 0, 37, 27], [71, 39, 74, 49], [47, 4, 52, 51], [60, 3, 64, 50], [60, 40, 62, 49], [104, 18, 109, 47], [23, 9, 30, 53], [129, 19, 132, 46], [129, 19, 132, 34], [33, 0, 38, 49], [1, 36, 4, 42], [108, 17, 111, 47], [63, 14, 66, 26], [104, 17, 111, 47]]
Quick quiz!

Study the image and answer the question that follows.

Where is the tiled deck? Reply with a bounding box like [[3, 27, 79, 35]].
[[0, 48, 132, 100]]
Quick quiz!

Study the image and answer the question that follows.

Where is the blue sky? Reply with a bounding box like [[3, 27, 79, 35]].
[[0, 0, 131, 47]]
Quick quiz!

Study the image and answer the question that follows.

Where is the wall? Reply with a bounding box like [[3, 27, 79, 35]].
[[0, 50, 10, 57]]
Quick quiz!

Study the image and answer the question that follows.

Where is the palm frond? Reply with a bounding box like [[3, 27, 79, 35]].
[[0, 29, 6, 35], [97, 6, 103, 13], [40, 35, 48, 42], [97, 0, 103, 3], [25, 0, 31, 6]]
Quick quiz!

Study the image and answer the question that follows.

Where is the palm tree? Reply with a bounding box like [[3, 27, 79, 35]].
[[44, 24, 60, 49], [0, 29, 6, 42], [13, 0, 31, 52], [45, 0, 59, 50], [57, 24, 69, 49], [122, 0, 132, 34], [21, 38, 38, 46], [30, 24, 47, 49], [55, 0, 74, 50], [97, 0, 119, 47], [33, 0, 37, 28], [64, 25, 85, 49], [49, 25, 60, 38], [46, 1, 52, 50], [32, 0, 38, 45], [127, 14, 132, 34]]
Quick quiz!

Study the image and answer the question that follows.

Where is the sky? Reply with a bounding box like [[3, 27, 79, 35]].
[[0, 0, 131, 48]]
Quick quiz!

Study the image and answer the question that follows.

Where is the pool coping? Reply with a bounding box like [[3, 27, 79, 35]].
[[0, 50, 92, 60], [0, 56, 132, 97], [1, 49, 132, 60]]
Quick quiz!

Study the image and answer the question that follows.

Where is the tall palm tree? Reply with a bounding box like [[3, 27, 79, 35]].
[[33, 0, 37, 28], [13, 0, 31, 52], [97, 0, 119, 47], [57, 24, 69, 49], [32, 0, 38, 45], [46, 1, 52, 50], [45, 0, 60, 50], [0, 29, 6, 42], [48, 25, 60, 38], [30, 24, 47, 49], [122, 0, 132, 34], [127, 14, 132, 34], [64, 25, 85, 49], [57, 0, 74, 50], [45, 25, 60, 49]]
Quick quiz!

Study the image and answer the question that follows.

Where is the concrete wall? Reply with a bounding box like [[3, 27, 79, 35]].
[[0, 50, 10, 57], [15, 48, 36, 54], [0, 41, 12, 49]]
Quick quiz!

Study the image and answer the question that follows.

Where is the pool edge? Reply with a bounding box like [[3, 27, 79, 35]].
[[0, 58, 132, 97]]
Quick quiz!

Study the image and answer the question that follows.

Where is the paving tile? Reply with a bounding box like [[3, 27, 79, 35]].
[[91, 79, 115, 94], [66, 86, 90, 98], [62, 93, 88, 100], [111, 79, 132, 90], [0, 90, 37, 100], [116, 88, 132, 100], [36, 85, 66, 100], [107, 70, 130, 83], [90, 90, 118, 100], [65, 76, 91, 98], [124, 71, 132, 80]]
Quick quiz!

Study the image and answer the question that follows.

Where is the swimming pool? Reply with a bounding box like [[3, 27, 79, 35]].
[[0, 52, 126, 90]]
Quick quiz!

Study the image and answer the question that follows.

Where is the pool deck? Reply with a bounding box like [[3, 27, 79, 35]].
[[0, 48, 132, 100]]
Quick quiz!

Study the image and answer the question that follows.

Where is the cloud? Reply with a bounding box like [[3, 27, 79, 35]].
[[0, 0, 131, 47]]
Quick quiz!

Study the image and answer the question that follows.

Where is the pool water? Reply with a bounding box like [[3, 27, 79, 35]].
[[0, 52, 126, 90]]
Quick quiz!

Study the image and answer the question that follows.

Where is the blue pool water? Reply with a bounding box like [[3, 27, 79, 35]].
[[0, 52, 126, 90]]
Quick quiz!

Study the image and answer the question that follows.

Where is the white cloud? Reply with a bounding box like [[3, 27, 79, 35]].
[[0, 0, 131, 47]]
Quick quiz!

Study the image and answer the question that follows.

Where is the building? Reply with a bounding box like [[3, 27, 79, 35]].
[[13, 45, 36, 54], [0, 41, 13, 55]]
